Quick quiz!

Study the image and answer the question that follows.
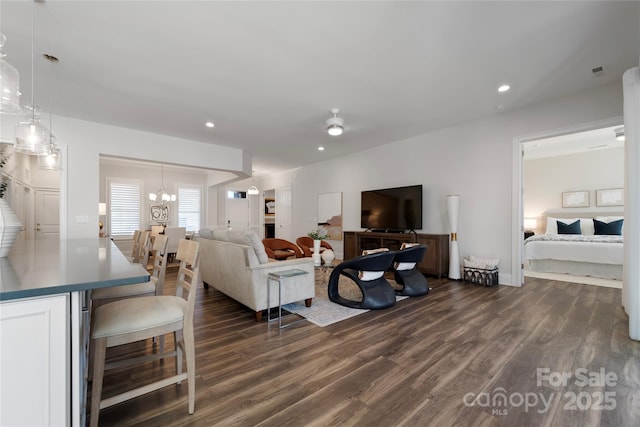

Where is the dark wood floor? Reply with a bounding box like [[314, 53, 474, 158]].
[[92, 271, 640, 426]]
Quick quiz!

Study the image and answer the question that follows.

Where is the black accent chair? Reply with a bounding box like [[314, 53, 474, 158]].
[[328, 251, 397, 309], [393, 244, 429, 297]]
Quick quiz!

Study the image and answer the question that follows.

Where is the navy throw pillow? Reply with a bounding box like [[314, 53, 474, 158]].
[[594, 219, 623, 235], [557, 220, 581, 234]]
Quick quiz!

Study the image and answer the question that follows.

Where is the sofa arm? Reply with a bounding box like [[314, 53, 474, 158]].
[[251, 257, 314, 271]]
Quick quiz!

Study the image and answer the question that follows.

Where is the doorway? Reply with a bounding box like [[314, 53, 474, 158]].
[[512, 117, 624, 287]]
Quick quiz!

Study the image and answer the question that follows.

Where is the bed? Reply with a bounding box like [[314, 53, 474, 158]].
[[524, 214, 624, 280]]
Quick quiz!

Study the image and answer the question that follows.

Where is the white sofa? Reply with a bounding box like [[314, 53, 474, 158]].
[[197, 228, 315, 321]]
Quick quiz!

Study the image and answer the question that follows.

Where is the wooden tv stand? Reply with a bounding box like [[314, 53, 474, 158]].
[[343, 231, 449, 278]]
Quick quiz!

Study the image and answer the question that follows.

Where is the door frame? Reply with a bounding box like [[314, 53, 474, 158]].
[[511, 116, 624, 287]]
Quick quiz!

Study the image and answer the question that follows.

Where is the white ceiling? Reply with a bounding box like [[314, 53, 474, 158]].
[[523, 125, 625, 160], [1, 1, 638, 175]]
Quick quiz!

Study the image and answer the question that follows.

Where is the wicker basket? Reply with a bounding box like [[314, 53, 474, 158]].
[[463, 267, 499, 287]]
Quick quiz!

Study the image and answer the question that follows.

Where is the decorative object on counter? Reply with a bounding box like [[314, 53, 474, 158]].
[[446, 194, 461, 280], [0, 144, 22, 257], [98, 202, 106, 237]]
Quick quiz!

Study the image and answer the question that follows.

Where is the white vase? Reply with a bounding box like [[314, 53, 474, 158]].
[[313, 239, 321, 266], [0, 198, 23, 257], [321, 249, 335, 265]]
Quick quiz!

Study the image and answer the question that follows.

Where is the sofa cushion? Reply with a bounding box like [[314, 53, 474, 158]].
[[227, 230, 269, 264], [198, 228, 215, 239]]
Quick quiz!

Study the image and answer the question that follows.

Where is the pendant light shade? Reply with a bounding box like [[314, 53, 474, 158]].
[[37, 134, 62, 171], [15, 105, 49, 154], [15, 0, 49, 154], [247, 171, 259, 195], [0, 33, 22, 114]]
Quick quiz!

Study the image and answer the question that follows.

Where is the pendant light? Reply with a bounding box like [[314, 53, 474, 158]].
[[0, 32, 22, 114], [14, 0, 49, 154], [247, 171, 259, 196], [37, 54, 62, 171], [149, 166, 176, 204]]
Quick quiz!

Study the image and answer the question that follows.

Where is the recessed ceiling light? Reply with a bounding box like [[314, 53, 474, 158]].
[[498, 84, 510, 93], [318, 146, 325, 151], [205, 121, 214, 128]]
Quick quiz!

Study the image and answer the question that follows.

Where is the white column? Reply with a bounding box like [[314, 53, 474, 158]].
[[623, 67, 640, 341], [447, 195, 461, 280]]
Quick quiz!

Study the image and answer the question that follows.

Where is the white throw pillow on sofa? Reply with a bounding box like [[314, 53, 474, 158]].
[[227, 230, 269, 264]]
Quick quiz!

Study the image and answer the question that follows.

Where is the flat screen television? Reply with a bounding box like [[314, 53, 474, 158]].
[[361, 184, 423, 232]]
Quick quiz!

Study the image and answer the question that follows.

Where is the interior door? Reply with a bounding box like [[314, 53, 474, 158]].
[[35, 190, 60, 239], [275, 185, 292, 241], [226, 196, 249, 230]]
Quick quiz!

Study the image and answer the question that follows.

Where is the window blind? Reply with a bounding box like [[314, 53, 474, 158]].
[[178, 186, 201, 232], [109, 180, 141, 238]]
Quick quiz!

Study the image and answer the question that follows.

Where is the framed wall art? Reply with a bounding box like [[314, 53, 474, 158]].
[[596, 188, 624, 207], [562, 191, 589, 208], [150, 205, 170, 223], [317, 192, 343, 240]]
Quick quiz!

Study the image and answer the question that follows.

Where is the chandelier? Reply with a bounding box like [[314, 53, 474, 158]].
[[149, 166, 176, 204]]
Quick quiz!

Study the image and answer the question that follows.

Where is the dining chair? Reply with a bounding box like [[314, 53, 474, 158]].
[[126, 230, 141, 262], [126, 230, 150, 264], [91, 234, 169, 308], [89, 235, 170, 378], [164, 226, 186, 263], [89, 238, 200, 426]]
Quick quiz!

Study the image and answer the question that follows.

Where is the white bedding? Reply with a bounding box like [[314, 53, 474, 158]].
[[524, 234, 623, 265]]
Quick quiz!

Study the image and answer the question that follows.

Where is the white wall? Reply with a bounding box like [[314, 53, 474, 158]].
[[524, 147, 624, 232], [99, 161, 208, 231], [288, 82, 624, 285], [1, 114, 248, 238]]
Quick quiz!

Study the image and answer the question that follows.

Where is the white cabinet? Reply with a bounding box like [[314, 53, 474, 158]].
[[0, 294, 70, 426]]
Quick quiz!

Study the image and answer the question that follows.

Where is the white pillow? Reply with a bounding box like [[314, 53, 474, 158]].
[[596, 216, 624, 223], [198, 228, 215, 239], [358, 271, 384, 281], [362, 248, 389, 255], [221, 230, 269, 264], [579, 218, 595, 236], [395, 262, 415, 271]]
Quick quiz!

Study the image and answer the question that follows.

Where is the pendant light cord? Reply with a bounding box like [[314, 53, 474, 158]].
[[31, 0, 35, 121]]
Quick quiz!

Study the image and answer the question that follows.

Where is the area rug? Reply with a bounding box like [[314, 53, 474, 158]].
[[281, 275, 407, 327]]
